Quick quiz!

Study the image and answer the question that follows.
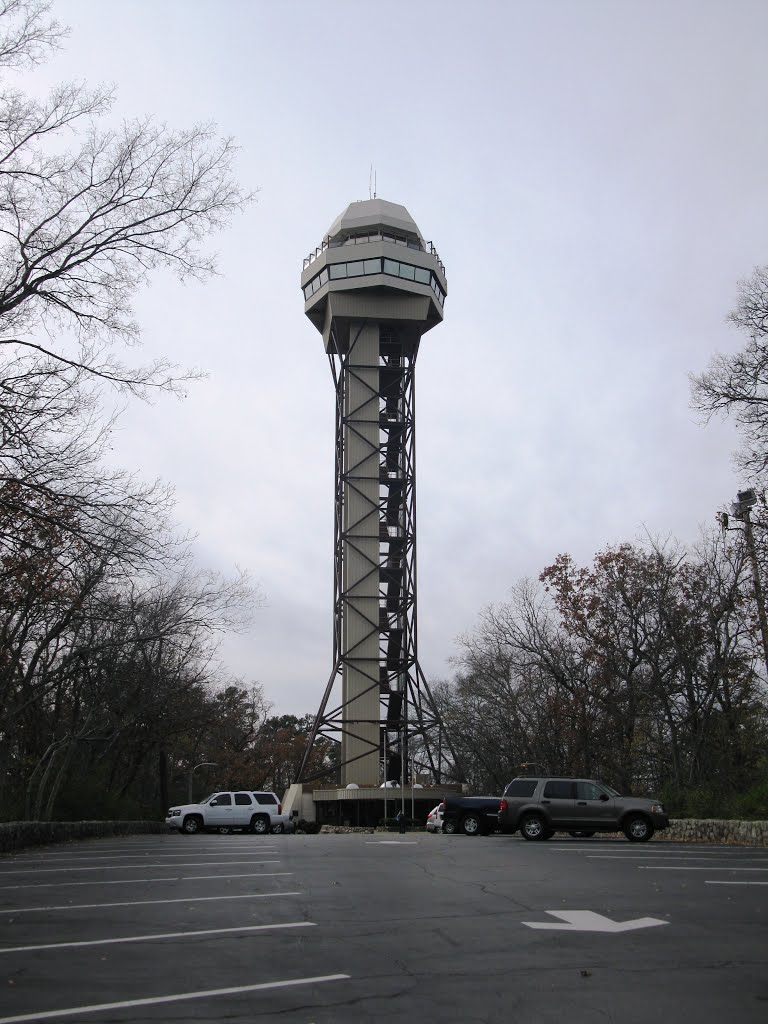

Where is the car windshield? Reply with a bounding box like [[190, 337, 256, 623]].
[[199, 794, 215, 805], [600, 783, 621, 797]]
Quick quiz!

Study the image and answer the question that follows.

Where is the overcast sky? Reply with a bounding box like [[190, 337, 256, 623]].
[[29, 0, 768, 717]]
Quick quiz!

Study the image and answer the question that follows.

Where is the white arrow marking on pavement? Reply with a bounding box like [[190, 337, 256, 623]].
[[523, 911, 668, 932]]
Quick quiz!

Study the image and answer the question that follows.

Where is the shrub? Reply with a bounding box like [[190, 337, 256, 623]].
[[296, 819, 322, 834]]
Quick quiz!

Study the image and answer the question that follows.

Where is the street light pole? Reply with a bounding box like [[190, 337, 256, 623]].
[[411, 751, 415, 822], [400, 721, 406, 823], [725, 489, 768, 679], [188, 761, 219, 803]]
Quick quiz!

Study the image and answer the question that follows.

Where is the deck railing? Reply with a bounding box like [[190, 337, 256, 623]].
[[303, 231, 445, 277]]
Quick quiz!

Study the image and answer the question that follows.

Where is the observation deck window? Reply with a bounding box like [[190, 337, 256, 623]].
[[303, 256, 445, 306]]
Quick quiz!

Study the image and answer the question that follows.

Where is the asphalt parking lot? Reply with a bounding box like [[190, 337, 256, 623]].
[[0, 831, 766, 1023]]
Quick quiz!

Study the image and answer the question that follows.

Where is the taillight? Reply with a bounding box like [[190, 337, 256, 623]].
[[278, 804, 282, 814], [500, 799, 508, 812]]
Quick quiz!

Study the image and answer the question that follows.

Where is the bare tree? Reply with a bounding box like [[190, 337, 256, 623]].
[[2, 529, 262, 820], [691, 265, 768, 477], [0, 3, 266, 822], [0, 1, 64, 70], [0, 1, 251, 385], [0, 0, 253, 546], [440, 535, 768, 807]]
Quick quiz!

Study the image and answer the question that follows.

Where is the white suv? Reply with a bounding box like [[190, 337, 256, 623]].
[[166, 791, 286, 835]]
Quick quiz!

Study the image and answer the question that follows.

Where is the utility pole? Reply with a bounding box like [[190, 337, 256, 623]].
[[724, 489, 768, 679]]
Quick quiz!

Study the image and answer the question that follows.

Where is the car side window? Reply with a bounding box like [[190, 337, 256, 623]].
[[543, 780, 574, 799], [234, 793, 253, 806], [254, 793, 278, 805], [504, 779, 538, 797], [211, 793, 232, 806], [576, 782, 604, 801]]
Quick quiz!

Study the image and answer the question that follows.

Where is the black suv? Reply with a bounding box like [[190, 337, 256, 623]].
[[498, 777, 668, 842]]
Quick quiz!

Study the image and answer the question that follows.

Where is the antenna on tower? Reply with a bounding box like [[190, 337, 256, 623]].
[[369, 164, 377, 200]]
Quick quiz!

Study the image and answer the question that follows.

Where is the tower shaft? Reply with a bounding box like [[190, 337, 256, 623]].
[[340, 321, 380, 785]]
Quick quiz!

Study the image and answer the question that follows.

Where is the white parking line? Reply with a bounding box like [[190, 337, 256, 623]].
[[0, 973, 350, 1024], [0, 871, 284, 891], [547, 845, 617, 849], [639, 866, 768, 872], [13, 842, 276, 852], [0, 860, 280, 875], [0, 889, 298, 914], [548, 845, 757, 853], [4, 851, 278, 863], [587, 855, 768, 861], [0, 920, 312, 955], [705, 881, 768, 886]]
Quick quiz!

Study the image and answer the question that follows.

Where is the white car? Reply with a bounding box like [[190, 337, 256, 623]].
[[166, 790, 286, 835], [425, 804, 444, 833]]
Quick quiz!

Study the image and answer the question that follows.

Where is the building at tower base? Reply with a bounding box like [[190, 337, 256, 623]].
[[282, 781, 462, 829]]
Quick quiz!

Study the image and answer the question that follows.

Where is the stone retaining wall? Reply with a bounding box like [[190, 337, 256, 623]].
[[661, 818, 768, 846]]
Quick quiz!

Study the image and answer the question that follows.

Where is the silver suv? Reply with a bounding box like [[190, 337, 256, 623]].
[[166, 790, 286, 835], [498, 777, 668, 842]]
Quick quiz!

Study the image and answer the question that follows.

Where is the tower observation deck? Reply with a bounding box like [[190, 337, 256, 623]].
[[297, 199, 448, 789]]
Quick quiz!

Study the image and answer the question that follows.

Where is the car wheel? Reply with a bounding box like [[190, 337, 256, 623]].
[[623, 815, 654, 842], [568, 831, 595, 838], [271, 823, 284, 834], [443, 819, 457, 835], [520, 813, 548, 841], [461, 813, 482, 836], [250, 815, 270, 835], [182, 815, 203, 835]]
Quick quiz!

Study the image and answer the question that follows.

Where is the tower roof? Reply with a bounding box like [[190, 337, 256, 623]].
[[325, 199, 423, 244]]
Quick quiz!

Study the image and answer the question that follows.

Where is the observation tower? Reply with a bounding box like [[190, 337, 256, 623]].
[[296, 199, 449, 796]]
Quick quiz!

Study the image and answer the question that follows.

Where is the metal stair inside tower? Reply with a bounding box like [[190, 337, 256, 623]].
[[378, 333, 408, 771]]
